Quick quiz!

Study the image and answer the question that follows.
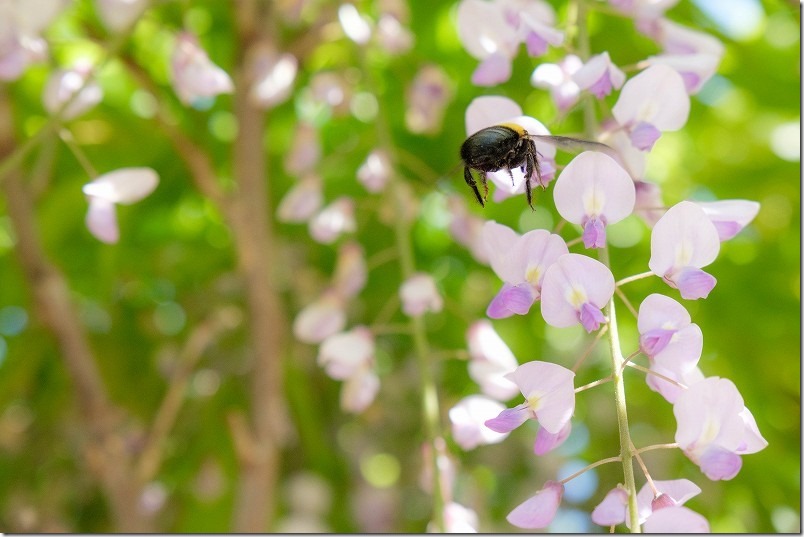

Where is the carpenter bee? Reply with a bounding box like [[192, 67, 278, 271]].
[[460, 123, 615, 209]]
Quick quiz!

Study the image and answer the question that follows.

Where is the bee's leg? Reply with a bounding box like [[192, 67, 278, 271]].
[[525, 146, 537, 210], [464, 166, 486, 207]]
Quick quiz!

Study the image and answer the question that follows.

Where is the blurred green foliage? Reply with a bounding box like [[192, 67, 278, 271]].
[[0, 0, 799, 532]]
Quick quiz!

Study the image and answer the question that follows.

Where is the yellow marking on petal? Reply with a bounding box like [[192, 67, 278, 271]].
[[526, 265, 542, 286], [567, 285, 588, 309], [583, 187, 605, 216], [526, 394, 542, 413], [674, 240, 693, 268]]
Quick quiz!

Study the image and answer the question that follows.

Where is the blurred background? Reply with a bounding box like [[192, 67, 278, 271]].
[[0, 0, 799, 532]]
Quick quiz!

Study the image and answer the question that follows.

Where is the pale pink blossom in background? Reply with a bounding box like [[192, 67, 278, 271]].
[[428, 502, 479, 533], [633, 180, 664, 227], [406, 64, 453, 134], [0, 0, 68, 80], [170, 32, 234, 106], [449, 395, 509, 450], [309, 197, 356, 244], [338, 3, 372, 45], [573, 52, 625, 99], [277, 174, 323, 223], [42, 62, 103, 120], [82, 167, 159, 244], [285, 122, 321, 175], [531, 54, 582, 112], [331, 241, 367, 299], [95, 0, 148, 32], [466, 320, 519, 400], [446, 195, 488, 263], [399, 273, 443, 317], [642, 505, 710, 533], [248, 45, 298, 109], [357, 149, 392, 193], [318, 326, 379, 413], [292, 291, 347, 344]]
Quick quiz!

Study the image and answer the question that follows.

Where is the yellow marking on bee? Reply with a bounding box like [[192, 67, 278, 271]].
[[498, 122, 526, 136]]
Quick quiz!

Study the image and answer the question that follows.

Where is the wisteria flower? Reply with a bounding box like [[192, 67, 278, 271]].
[[650, 18, 725, 57], [277, 174, 323, 223], [340, 367, 380, 413], [694, 200, 760, 241], [634, 478, 701, 526], [573, 51, 626, 99], [357, 149, 392, 193], [484, 360, 575, 435], [0, 0, 67, 81], [633, 180, 665, 227], [42, 62, 103, 120], [338, 3, 372, 45], [285, 122, 321, 175], [540, 254, 614, 332], [481, 221, 568, 318], [399, 273, 443, 317], [309, 197, 356, 244], [591, 485, 628, 526], [612, 64, 690, 151], [331, 241, 367, 299], [292, 291, 347, 344], [318, 327, 378, 414], [553, 151, 635, 249], [449, 395, 510, 450], [674, 377, 768, 480], [649, 201, 720, 300], [638, 293, 703, 401], [447, 195, 488, 263], [506, 480, 564, 529], [531, 54, 582, 112], [171, 32, 234, 106], [466, 320, 519, 400], [644, 53, 720, 94], [82, 167, 159, 244], [405, 64, 453, 135], [642, 505, 710, 533], [95, 0, 148, 32], [533, 421, 571, 455], [465, 96, 558, 201], [247, 45, 298, 109], [440, 502, 479, 533]]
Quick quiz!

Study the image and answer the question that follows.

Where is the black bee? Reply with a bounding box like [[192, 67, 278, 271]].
[[460, 122, 615, 209]]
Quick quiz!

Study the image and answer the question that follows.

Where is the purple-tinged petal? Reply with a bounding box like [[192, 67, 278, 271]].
[[643, 506, 710, 533], [485, 403, 529, 433], [737, 407, 768, 454], [486, 283, 535, 319], [525, 31, 548, 56], [587, 70, 614, 98], [612, 65, 690, 132], [591, 486, 628, 526], [456, 0, 515, 61], [640, 328, 675, 356], [635, 478, 702, 525], [541, 254, 615, 329], [698, 446, 742, 481], [630, 121, 662, 151], [582, 217, 607, 249], [534, 421, 571, 455], [506, 481, 564, 529], [694, 200, 760, 241], [573, 52, 625, 98], [471, 51, 511, 86], [673, 267, 717, 300], [651, 493, 676, 511], [579, 302, 606, 332], [85, 197, 119, 244], [506, 361, 575, 434], [637, 293, 691, 333]]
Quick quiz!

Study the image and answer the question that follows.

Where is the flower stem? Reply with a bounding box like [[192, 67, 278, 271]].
[[599, 246, 641, 532]]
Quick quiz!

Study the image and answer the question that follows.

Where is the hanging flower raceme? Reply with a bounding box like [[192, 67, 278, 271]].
[[637, 293, 704, 402], [553, 151, 635, 249], [317, 326, 379, 413], [82, 167, 159, 244], [611, 64, 690, 151], [466, 320, 519, 400], [540, 253, 615, 333], [674, 377, 768, 480], [484, 360, 575, 438], [481, 221, 568, 319], [170, 32, 234, 107], [649, 201, 720, 300], [573, 51, 626, 99]]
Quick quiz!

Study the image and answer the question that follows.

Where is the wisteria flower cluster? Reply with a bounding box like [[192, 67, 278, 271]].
[[444, 0, 767, 532]]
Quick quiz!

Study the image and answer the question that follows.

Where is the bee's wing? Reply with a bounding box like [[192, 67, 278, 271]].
[[529, 134, 619, 159]]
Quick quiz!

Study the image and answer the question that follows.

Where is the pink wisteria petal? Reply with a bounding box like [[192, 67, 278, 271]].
[[579, 302, 606, 332], [482, 221, 524, 282], [487, 283, 536, 318], [471, 51, 512, 86], [277, 174, 323, 223], [573, 52, 626, 98], [42, 65, 104, 120], [634, 180, 664, 225], [737, 407, 769, 454], [652, 323, 703, 372], [647, 363, 704, 403], [637, 293, 691, 333], [341, 368, 379, 413], [643, 506, 710, 533], [591, 485, 628, 526], [292, 292, 346, 344], [694, 200, 760, 241], [635, 479, 701, 525], [449, 395, 509, 450], [540, 254, 615, 329], [646, 53, 720, 94], [506, 481, 563, 529], [317, 326, 374, 380], [630, 121, 662, 151], [655, 18, 725, 57], [96, 0, 148, 32], [674, 267, 717, 300], [675, 377, 745, 451], [456, 0, 515, 60], [612, 64, 690, 131], [331, 241, 367, 299], [506, 360, 575, 434], [649, 201, 721, 293], [698, 446, 742, 480], [581, 217, 605, 249], [400, 272, 443, 317], [171, 32, 234, 106], [531, 55, 582, 112], [464, 95, 522, 135], [553, 151, 635, 232], [485, 403, 529, 433], [520, 230, 568, 289], [309, 197, 356, 244], [85, 197, 119, 244], [466, 320, 519, 401], [533, 421, 571, 455], [82, 167, 159, 204]]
